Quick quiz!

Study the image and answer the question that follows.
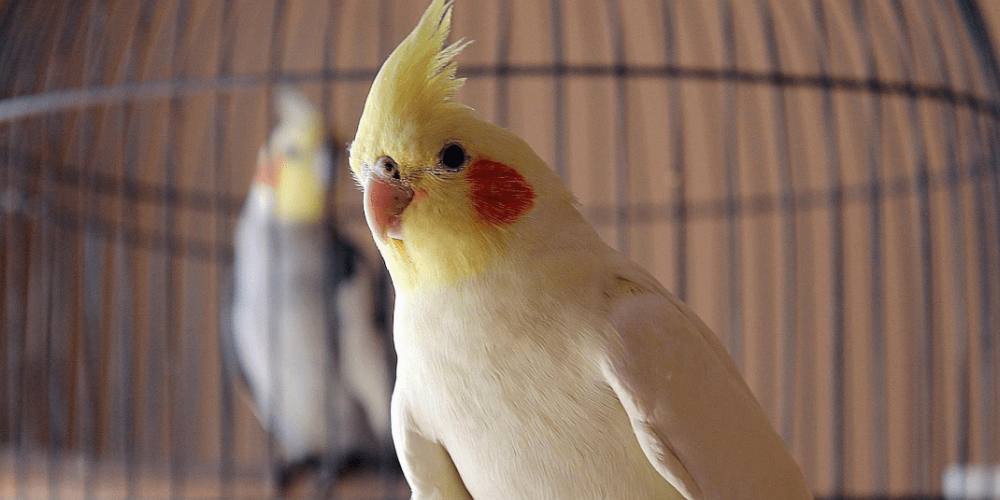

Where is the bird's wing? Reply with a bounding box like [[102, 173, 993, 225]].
[[219, 264, 252, 395], [324, 223, 395, 364], [325, 228, 395, 441], [600, 290, 813, 500]]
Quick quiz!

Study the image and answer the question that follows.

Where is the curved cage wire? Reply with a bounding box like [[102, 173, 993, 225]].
[[2, 0, 1000, 499]]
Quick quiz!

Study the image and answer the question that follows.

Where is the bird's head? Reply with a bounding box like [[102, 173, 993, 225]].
[[350, 0, 578, 292], [254, 88, 330, 224]]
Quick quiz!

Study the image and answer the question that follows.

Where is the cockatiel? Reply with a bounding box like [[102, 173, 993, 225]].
[[349, 1, 814, 499], [228, 88, 396, 491]]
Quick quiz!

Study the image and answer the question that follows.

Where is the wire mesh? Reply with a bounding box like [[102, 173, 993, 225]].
[[2, 0, 1000, 499]]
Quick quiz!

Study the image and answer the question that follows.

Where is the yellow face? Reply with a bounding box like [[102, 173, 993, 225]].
[[350, 0, 580, 291], [256, 88, 329, 224], [353, 116, 537, 291], [274, 156, 326, 223]]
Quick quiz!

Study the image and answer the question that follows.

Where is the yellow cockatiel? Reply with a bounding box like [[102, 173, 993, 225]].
[[350, 1, 814, 499]]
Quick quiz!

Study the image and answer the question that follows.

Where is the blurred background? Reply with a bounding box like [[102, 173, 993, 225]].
[[2, 0, 1000, 498]]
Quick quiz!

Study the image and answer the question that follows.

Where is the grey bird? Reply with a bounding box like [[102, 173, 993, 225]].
[[225, 88, 397, 493]]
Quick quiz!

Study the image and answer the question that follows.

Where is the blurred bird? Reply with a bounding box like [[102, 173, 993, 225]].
[[349, 1, 814, 499], [227, 88, 396, 493]]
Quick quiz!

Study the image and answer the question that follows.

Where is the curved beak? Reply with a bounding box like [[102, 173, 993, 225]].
[[363, 171, 414, 242]]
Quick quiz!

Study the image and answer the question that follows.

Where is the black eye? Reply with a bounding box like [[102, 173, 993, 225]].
[[440, 143, 467, 172]]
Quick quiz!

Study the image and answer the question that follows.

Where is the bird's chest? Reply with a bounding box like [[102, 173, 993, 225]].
[[396, 292, 603, 428], [392, 293, 663, 498]]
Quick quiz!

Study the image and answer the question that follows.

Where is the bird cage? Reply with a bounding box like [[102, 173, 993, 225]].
[[2, 0, 999, 499]]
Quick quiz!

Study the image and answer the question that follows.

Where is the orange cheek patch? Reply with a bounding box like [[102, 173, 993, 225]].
[[466, 159, 536, 225], [255, 158, 280, 187]]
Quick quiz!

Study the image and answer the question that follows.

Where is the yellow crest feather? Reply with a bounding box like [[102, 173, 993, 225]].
[[350, 0, 470, 176]]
